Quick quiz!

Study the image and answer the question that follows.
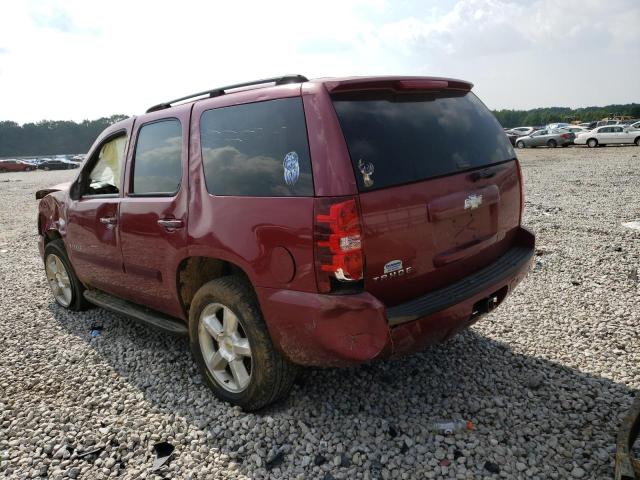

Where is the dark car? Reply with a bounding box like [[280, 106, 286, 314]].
[[0, 159, 36, 172], [37, 158, 80, 170], [37, 75, 534, 410]]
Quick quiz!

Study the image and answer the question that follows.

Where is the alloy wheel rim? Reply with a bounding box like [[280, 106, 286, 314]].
[[45, 253, 72, 307], [198, 302, 253, 393]]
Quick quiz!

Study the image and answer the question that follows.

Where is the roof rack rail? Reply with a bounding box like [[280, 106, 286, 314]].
[[146, 74, 309, 113]]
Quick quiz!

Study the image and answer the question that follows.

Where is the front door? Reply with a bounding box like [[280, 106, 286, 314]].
[[118, 107, 190, 318], [532, 130, 547, 146], [66, 129, 130, 294]]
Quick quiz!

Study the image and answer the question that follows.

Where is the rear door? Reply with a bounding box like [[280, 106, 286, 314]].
[[332, 88, 521, 306], [118, 107, 190, 318]]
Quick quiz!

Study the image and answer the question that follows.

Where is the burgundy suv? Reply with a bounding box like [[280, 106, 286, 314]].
[[37, 75, 534, 410]]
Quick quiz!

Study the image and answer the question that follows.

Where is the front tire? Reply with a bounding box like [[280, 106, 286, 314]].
[[44, 239, 89, 311], [516, 141, 525, 149], [587, 138, 598, 148], [635, 137, 640, 146], [189, 276, 297, 411]]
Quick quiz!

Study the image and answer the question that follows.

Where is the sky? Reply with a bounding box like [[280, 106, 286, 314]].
[[0, 0, 638, 124]]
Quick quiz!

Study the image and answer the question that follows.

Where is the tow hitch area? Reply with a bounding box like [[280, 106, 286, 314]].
[[471, 292, 500, 319], [616, 395, 640, 480]]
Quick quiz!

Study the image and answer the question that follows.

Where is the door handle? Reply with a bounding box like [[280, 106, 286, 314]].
[[157, 218, 184, 231], [99, 216, 117, 227]]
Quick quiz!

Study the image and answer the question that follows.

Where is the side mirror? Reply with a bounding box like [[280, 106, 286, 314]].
[[69, 176, 82, 200]]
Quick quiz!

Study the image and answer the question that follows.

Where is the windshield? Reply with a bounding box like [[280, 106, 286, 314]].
[[332, 91, 515, 191]]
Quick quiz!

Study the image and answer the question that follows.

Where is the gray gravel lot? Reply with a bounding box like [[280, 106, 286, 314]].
[[1, 146, 639, 479]]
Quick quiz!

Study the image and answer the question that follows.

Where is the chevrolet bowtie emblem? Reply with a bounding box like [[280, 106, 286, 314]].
[[464, 194, 483, 210]]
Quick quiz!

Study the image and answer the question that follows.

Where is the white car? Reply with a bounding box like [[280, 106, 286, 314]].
[[508, 126, 535, 136], [560, 126, 591, 136], [574, 125, 640, 147]]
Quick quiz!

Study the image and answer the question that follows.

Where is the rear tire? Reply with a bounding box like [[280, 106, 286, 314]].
[[547, 139, 557, 148], [516, 141, 525, 149], [189, 275, 298, 411], [587, 138, 598, 148], [635, 137, 640, 146], [44, 239, 90, 311]]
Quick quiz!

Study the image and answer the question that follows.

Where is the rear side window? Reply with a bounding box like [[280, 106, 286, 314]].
[[132, 119, 182, 195], [332, 91, 515, 191], [200, 97, 313, 196]]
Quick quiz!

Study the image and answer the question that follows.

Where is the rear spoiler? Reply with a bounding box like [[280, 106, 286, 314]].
[[324, 77, 473, 94]]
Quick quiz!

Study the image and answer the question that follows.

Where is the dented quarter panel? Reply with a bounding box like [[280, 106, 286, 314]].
[[255, 286, 390, 366]]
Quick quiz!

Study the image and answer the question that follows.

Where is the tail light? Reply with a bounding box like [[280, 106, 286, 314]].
[[314, 196, 364, 293], [560, 133, 570, 139], [515, 159, 525, 222]]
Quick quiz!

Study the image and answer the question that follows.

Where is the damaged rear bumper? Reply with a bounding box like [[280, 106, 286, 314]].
[[257, 227, 534, 367]]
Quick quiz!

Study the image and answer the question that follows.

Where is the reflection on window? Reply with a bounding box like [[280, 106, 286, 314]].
[[87, 135, 127, 195], [132, 120, 182, 194], [200, 98, 313, 197], [333, 92, 516, 191]]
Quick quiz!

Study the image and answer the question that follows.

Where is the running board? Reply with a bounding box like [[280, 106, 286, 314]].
[[83, 290, 188, 335]]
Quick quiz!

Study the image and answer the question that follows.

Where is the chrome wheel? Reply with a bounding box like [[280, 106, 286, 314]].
[[45, 253, 72, 307], [198, 302, 253, 393]]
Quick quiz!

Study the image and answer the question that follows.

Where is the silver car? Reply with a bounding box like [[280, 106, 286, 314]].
[[515, 129, 575, 148]]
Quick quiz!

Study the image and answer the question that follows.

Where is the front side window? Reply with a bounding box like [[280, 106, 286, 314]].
[[86, 134, 127, 195], [131, 119, 182, 195], [200, 97, 313, 197]]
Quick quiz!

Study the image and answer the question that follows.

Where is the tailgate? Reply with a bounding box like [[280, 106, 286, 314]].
[[358, 161, 521, 306], [331, 83, 521, 306]]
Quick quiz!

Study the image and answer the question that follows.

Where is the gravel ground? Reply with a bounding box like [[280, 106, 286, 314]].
[[1, 146, 639, 479]]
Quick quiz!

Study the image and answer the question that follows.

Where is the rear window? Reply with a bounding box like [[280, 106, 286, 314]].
[[332, 91, 515, 190], [200, 97, 313, 197]]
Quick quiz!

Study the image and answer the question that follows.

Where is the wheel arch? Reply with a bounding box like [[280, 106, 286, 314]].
[[38, 196, 64, 245], [176, 256, 254, 318]]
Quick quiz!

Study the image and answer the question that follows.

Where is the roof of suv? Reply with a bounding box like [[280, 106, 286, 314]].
[[144, 74, 474, 114]]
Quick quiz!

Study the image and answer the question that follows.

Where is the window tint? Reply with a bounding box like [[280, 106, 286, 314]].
[[333, 91, 515, 191], [200, 97, 313, 196], [132, 119, 182, 195], [86, 134, 127, 195]]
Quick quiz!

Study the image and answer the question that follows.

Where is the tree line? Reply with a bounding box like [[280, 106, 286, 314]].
[[493, 103, 640, 128], [1, 103, 639, 157], [0, 115, 128, 157]]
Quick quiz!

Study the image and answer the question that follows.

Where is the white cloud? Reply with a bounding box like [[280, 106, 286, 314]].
[[0, 0, 637, 123]]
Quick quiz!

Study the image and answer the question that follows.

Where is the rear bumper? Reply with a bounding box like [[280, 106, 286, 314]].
[[257, 227, 535, 367]]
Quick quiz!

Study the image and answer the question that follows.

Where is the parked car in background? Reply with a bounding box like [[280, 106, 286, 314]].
[[628, 121, 640, 130], [0, 159, 36, 172], [508, 126, 535, 137], [515, 129, 575, 148], [36, 74, 534, 410], [574, 125, 640, 147], [596, 119, 620, 128], [504, 130, 519, 146], [559, 126, 591, 140], [37, 158, 80, 170], [546, 123, 570, 130]]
